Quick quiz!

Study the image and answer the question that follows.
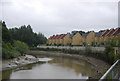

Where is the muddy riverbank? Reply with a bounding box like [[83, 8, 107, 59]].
[[2, 55, 43, 71], [29, 50, 110, 78], [1, 50, 111, 79]]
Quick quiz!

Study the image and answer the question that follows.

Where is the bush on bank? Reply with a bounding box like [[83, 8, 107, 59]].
[[2, 41, 29, 59], [13, 41, 29, 55]]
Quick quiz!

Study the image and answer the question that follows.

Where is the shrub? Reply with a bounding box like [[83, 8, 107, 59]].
[[91, 42, 96, 47], [105, 45, 114, 55], [2, 42, 20, 59], [83, 42, 87, 46], [85, 46, 92, 55], [31, 46, 119, 64], [104, 45, 116, 64], [13, 41, 29, 55], [72, 45, 82, 47], [105, 38, 119, 47]]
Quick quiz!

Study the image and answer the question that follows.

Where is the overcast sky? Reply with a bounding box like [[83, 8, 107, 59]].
[[0, 0, 119, 38]]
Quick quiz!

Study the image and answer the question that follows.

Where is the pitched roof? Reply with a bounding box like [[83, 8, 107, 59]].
[[101, 30, 110, 36], [106, 29, 115, 36], [49, 35, 55, 39], [48, 34, 67, 40], [54, 35, 59, 39], [82, 32, 90, 38], [48, 36, 52, 39], [56, 35, 60, 39], [49, 36, 52, 39], [48, 27, 120, 40], [56, 34, 63, 39], [71, 32, 83, 38], [52, 35, 56, 39], [60, 34, 66, 39], [95, 32, 102, 37], [112, 28, 120, 36], [70, 33, 75, 38], [58, 34, 62, 39]]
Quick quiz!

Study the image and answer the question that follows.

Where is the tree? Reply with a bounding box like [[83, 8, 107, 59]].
[[71, 31, 85, 35], [2, 42, 20, 59], [105, 37, 119, 47], [9, 25, 34, 46], [9, 25, 47, 47], [78, 31, 85, 35], [33, 33, 47, 46], [2, 21, 11, 42]]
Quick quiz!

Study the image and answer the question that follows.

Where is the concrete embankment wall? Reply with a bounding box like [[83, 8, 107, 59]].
[[37, 46, 105, 51]]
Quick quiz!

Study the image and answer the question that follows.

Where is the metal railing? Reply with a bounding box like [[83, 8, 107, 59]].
[[99, 60, 120, 81]]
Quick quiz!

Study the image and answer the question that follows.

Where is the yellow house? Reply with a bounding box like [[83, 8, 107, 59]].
[[103, 29, 115, 42], [109, 28, 119, 40], [48, 27, 120, 46], [95, 37, 99, 43], [99, 28, 120, 45], [95, 32, 103, 44], [83, 31, 95, 45], [48, 39, 51, 44], [63, 33, 71, 45], [54, 35, 59, 45], [59, 35, 65, 45], [47, 36, 54, 44], [51, 35, 56, 45], [55, 35, 63, 45], [71, 32, 84, 45], [57, 34, 64, 45], [109, 28, 120, 45], [47, 39, 49, 44], [99, 30, 110, 43], [56, 37, 60, 45], [48, 34, 70, 45]]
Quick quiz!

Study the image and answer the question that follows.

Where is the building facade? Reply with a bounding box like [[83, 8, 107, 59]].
[[47, 27, 120, 46], [71, 32, 84, 45]]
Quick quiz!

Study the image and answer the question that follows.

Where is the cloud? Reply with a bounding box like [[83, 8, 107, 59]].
[[0, 0, 118, 38]]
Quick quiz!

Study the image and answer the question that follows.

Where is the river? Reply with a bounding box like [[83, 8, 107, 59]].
[[2, 54, 100, 79]]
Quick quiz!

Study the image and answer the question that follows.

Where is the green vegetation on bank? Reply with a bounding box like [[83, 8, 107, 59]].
[[1, 20, 47, 59], [2, 41, 28, 59], [31, 46, 120, 64]]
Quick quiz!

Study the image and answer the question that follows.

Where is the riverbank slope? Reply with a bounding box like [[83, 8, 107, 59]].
[[29, 50, 110, 78]]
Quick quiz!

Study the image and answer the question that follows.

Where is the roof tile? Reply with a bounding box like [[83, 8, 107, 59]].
[[101, 30, 110, 36]]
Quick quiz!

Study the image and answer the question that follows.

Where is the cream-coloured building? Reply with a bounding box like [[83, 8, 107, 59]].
[[63, 33, 71, 45], [47, 27, 120, 46], [71, 32, 84, 45], [81, 31, 95, 45]]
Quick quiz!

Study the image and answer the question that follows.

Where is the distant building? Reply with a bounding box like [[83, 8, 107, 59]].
[[95, 31, 103, 44], [47, 27, 120, 46], [71, 32, 84, 45], [84, 31, 95, 45], [63, 33, 71, 45]]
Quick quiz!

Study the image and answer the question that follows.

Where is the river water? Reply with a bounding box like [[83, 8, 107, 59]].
[[2, 54, 97, 79]]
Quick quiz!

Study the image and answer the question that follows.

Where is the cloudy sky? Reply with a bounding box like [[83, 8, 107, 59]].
[[0, 0, 119, 38]]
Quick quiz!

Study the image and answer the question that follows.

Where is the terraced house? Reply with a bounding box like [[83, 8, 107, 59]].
[[47, 27, 120, 46], [71, 32, 84, 45]]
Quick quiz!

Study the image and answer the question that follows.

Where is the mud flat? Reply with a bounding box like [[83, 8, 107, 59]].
[[1, 55, 52, 71], [29, 50, 111, 78]]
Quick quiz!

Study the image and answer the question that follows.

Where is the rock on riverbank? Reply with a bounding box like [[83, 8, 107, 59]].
[[2, 55, 50, 71]]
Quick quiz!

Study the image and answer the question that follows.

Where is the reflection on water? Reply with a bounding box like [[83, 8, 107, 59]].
[[2, 54, 97, 79]]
